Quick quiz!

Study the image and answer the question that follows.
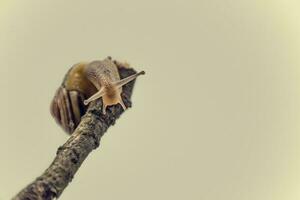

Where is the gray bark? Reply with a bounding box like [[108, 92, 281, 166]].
[[13, 67, 137, 200]]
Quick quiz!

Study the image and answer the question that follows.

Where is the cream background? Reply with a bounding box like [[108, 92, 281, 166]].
[[0, 0, 299, 199]]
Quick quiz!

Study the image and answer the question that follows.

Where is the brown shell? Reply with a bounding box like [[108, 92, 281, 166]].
[[50, 58, 131, 134]]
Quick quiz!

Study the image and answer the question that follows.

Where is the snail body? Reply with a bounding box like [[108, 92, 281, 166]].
[[50, 57, 145, 134]]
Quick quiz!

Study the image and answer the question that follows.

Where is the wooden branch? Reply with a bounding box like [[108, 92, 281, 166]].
[[13, 67, 137, 200]]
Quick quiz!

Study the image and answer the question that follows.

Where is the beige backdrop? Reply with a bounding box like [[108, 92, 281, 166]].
[[0, 0, 299, 199]]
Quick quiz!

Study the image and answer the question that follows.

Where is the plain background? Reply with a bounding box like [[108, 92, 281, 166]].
[[0, 0, 299, 199]]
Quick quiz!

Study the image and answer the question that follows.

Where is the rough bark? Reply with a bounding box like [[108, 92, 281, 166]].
[[13, 67, 137, 200]]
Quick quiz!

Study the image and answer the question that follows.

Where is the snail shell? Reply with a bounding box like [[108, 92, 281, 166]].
[[50, 57, 145, 134]]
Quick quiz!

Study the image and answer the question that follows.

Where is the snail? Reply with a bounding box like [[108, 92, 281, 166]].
[[50, 57, 145, 134]]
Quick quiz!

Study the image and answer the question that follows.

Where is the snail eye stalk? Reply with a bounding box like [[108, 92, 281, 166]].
[[114, 71, 145, 89], [84, 87, 106, 105]]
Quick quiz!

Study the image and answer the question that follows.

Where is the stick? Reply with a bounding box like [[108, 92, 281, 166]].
[[13, 67, 137, 200]]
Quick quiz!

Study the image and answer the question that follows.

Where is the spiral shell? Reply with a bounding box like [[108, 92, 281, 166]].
[[50, 58, 136, 134]]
